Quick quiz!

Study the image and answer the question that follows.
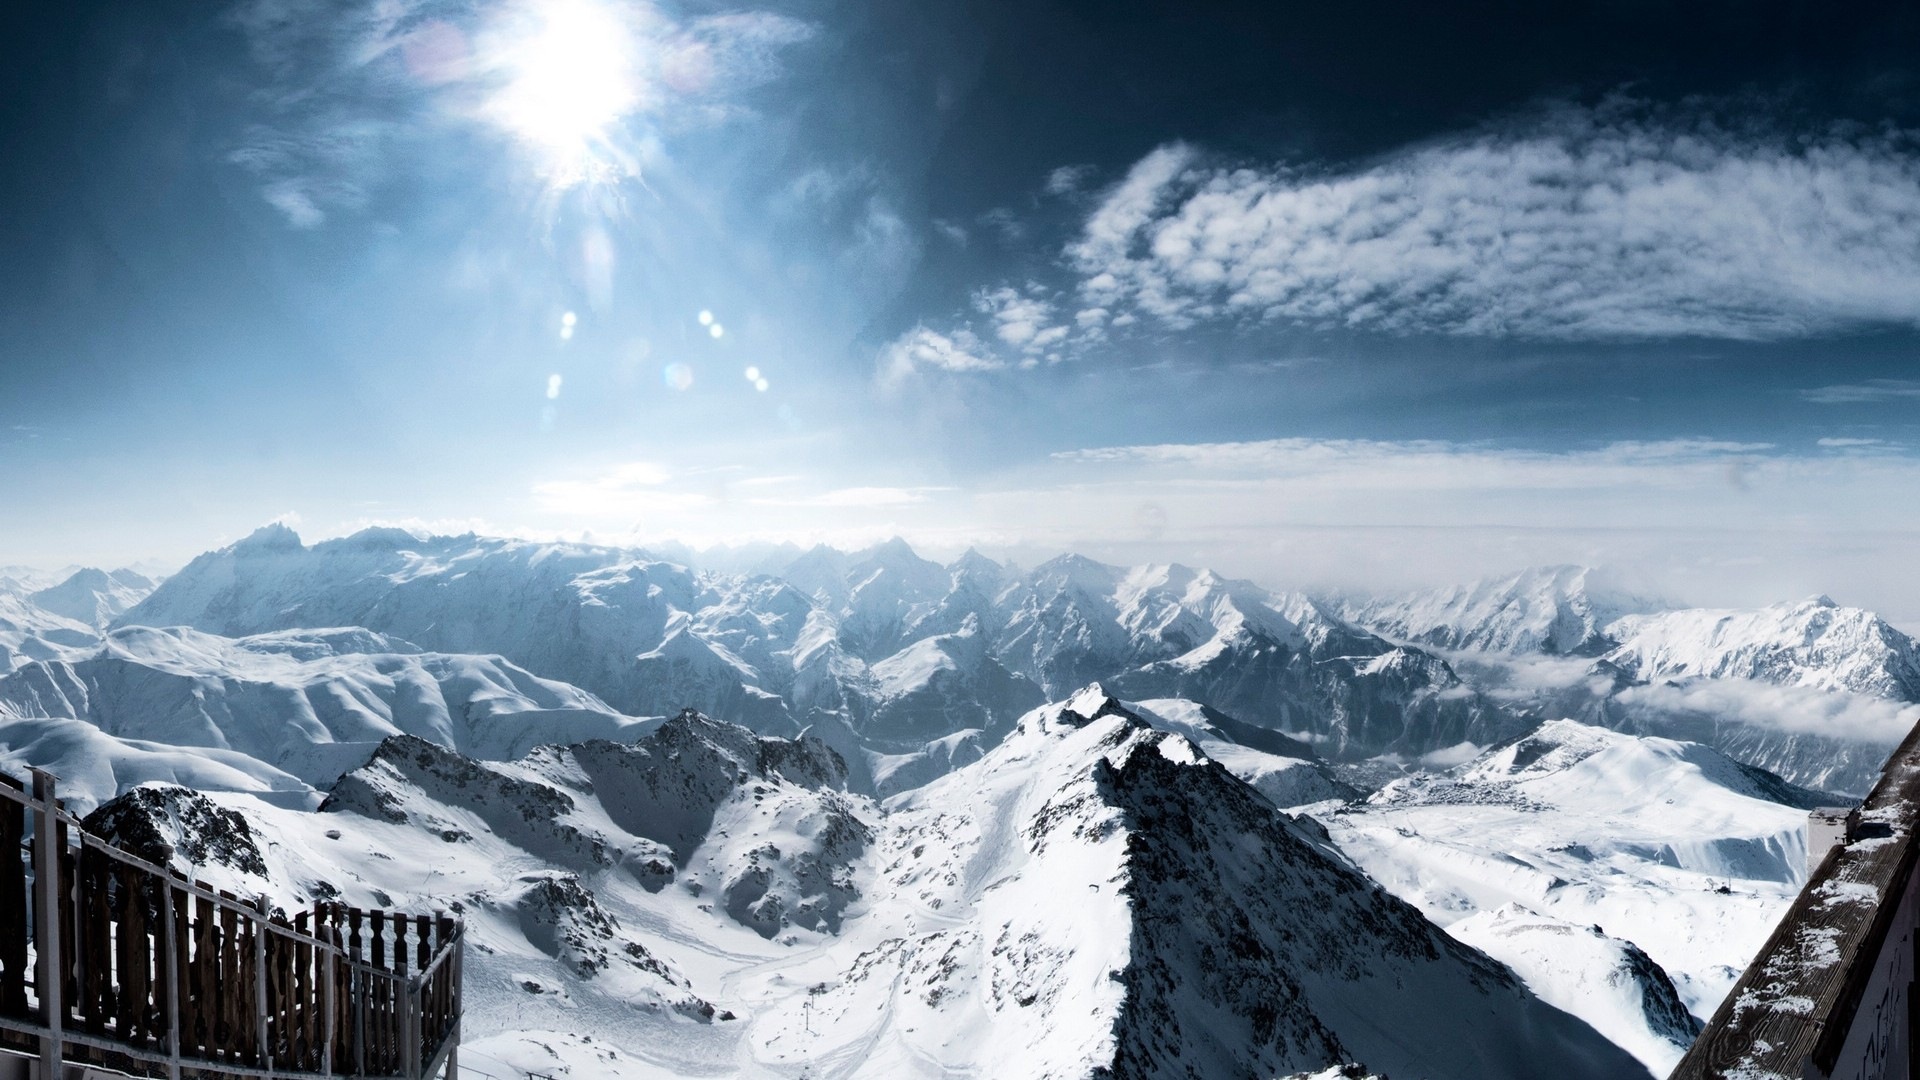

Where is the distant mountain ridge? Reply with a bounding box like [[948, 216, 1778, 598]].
[[0, 564, 160, 673], [115, 526, 1524, 788], [1340, 565, 1671, 657]]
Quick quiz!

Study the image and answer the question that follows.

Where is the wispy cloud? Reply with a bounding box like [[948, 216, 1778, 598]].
[[751, 486, 951, 508], [1068, 104, 1920, 340], [879, 326, 1005, 386], [885, 101, 1920, 380], [1044, 163, 1097, 196], [1801, 379, 1920, 404]]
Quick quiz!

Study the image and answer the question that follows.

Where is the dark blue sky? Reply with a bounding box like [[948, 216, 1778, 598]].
[[3, 0, 1919, 615]]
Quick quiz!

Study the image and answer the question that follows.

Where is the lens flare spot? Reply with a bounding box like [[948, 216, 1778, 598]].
[[546, 373, 564, 399], [663, 362, 694, 391], [709, 324, 724, 339], [754, 377, 769, 392], [744, 366, 761, 381], [697, 310, 714, 326]]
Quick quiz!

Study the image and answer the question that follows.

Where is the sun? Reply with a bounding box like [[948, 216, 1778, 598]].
[[486, 0, 645, 188]]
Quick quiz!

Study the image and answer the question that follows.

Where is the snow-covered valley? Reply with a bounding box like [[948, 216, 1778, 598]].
[[3, 530, 1914, 1077]]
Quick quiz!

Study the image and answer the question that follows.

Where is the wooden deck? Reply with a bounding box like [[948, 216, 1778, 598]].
[[0, 769, 463, 1080]]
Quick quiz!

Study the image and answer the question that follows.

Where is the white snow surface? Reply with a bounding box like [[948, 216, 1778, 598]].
[[1449, 904, 1699, 1074], [1603, 595, 1920, 701], [0, 625, 649, 788], [56, 695, 1649, 1080], [1317, 719, 1812, 1035]]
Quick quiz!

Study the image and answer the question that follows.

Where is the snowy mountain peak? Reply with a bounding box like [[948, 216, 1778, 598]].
[[28, 566, 158, 628], [846, 688, 1647, 1080], [1050, 683, 1132, 730], [1603, 596, 1920, 701], [1345, 564, 1670, 656], [232, 521, 305, 554], [334, 525, 428, 551]]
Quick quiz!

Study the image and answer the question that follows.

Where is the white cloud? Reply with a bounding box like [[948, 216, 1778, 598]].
[[1615, 677, 1920, 744], [973, 286, 1064, 351], [530, 461, 700, 517], [752, 486, 951, 508], [1044, 163, 1097, 196], [879, 326, 1004, 385], [1068, 107, 1920, 340], [1801, 379, 1920, 404]]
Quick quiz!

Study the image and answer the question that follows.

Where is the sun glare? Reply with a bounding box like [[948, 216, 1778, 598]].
[[488, 0, 644, 188]]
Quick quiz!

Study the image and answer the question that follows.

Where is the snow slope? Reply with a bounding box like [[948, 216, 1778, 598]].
[[0, 592, 98, 673], [744, 689, 1646, 1079], [1448, 904, 1700, 1073], [0, 625, 649, 787], [57, 695, 1645, 1080], [1317, 719, 1814, 1061], [1603, 595, 1920, 701]]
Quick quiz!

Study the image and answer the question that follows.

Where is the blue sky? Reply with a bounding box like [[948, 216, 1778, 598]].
[[4, 0, 1920, 617]]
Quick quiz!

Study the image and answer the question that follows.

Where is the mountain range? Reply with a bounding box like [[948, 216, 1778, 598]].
[[4, 527, 1918, 1075]]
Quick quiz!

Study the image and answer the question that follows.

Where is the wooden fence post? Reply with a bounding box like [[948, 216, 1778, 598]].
[[162, 878, 181, 1080], [321, 926, 336, 1078], [30, 768, 63, 1080], [402, 976, 419, 1080], [253, 895, 271, 1071]]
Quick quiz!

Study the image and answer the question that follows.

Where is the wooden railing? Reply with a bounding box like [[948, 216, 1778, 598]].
[[1670, 714, 1920, 1079], [0, 768, 463, 1079]]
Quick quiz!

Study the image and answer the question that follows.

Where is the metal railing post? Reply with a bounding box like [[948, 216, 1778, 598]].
[[29, 768, 63, 1080]]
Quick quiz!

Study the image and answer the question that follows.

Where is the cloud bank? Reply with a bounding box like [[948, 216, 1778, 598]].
[[1072, 106, 1920, 340], [887, 102, 1920, 375]]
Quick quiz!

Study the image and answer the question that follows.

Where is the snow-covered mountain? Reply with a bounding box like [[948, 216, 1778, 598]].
[[1346, 568, 1920, 704], [1602, 595, 1920, 701], [0, 624, 647, 793], [116, 527, 1526, 785], [13, 534, 1920, 1073], [30, 566, 158, 627], [1345, 568, 1920, 795], [762, 688, 1646, 1078], [65, 691, 1646, 1080], [1314, 718, 1818, 1073], [0, 592, 98, 673], [0, 565, 161, 673], [1343, 565, 1667, 656]]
